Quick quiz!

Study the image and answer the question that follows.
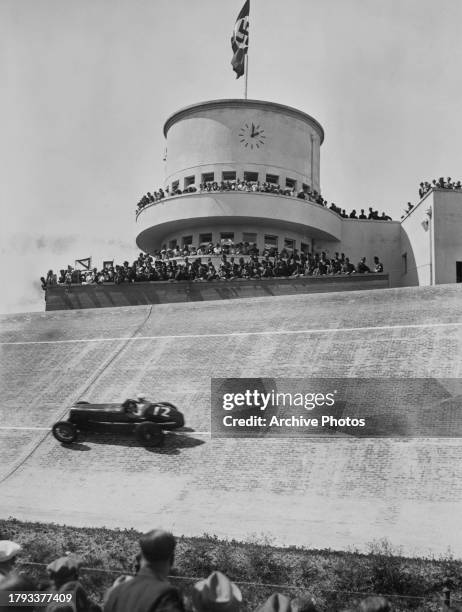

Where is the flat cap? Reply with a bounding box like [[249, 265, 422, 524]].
[[0, 540, 22, 563]]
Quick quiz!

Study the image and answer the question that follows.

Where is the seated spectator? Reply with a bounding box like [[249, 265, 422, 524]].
[[104, 529, 184, 612], [357, 257, 370, 273], [358, 209, 367, 219], [349, 209, 357, 219], [0, 541, 22, 583], [192, 571, 241, 612], [373, 256, 384, 272]]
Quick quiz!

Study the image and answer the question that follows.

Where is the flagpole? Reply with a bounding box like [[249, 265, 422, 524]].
[[245, 0, 249, 99]]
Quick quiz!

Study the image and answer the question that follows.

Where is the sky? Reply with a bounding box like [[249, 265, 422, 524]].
[[2, 0, 462, 314]]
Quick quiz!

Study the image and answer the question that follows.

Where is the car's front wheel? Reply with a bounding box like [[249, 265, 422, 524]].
[[136, 422, 164, 447], [52, 421, 78, 444]]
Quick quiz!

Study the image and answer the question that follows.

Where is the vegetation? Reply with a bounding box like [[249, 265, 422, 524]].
[[1, 518, 459, 611]]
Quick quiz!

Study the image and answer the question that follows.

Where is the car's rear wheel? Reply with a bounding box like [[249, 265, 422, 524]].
[[52, 421, 78, 444], [136, 422, 164, 447]]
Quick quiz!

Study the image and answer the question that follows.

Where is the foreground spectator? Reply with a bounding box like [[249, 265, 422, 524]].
[[0, 541, 22, 583], [0, 572, 38, 612], [104, 529, 184, 612], [192, 571, 242, 612], [46, 554, 101, 612], [255, 593, 291, 612], [290, 595, 319, 612]]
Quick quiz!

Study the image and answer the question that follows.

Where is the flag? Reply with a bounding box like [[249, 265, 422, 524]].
[[231, 0, 249, 79], [75, 257, 91, 270]]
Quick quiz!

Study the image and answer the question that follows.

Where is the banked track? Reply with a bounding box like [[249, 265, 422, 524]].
[[0, 285, 462, 556]]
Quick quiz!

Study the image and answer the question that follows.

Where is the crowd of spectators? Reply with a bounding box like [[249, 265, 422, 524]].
[[419, 177, 462, 199], [0, 532, 395, 612], [136, 181, 393, 222], [41, 249, 384, 289]]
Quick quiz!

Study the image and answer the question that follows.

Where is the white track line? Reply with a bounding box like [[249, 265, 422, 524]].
[[1, 320, 461, 346]]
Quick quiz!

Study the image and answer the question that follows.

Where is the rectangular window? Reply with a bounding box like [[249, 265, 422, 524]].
[[222, 171, 236, 182], [266, 173, 279, 185], [242, 232, 257, 244], [302, 183, 310, 192], [402, 253, 408, 275], [199, 233, 213, 244], [201, 172, 214, 183], [457, 261, 462, 283], [182, 235, 193, 246], [172, 180, 179, 192], [184, 176, 195, 188], [301, 242, 310, 253], [244, 171, 258, 183], [220, 232, 235, 242], [103, 260, 114, 269], [168, 239, 177, 249], [286, 178, 297, 189], [264, 234, 278, 248], [284, 238, 295, 251]]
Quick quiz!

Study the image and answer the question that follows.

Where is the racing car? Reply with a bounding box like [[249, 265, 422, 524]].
[[52, 399, 185, 447]]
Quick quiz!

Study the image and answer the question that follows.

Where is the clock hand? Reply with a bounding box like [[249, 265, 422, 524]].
[[251, 123, 255, 137]]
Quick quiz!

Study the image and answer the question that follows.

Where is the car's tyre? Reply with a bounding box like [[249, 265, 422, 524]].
[[52, 421, 78, 444], [136, 422, 164, 447], [75, 401, 89, 405]]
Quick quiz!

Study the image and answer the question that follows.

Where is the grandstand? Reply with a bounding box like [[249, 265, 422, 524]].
[[1, 284, 462, 556]]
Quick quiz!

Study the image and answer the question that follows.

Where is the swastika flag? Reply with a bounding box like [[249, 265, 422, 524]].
[[231, 0, 249, 78]]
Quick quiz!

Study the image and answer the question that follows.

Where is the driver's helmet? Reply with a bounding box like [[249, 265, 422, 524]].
[[136, 393, 146, 402]]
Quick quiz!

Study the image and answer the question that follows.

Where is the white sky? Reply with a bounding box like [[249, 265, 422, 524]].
[[2, 0, 462, 314]]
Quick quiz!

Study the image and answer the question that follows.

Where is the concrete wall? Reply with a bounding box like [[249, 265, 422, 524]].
[[163, 100, 323, 193], [433, 190, 462, 284], [45, 274, 389, 311]]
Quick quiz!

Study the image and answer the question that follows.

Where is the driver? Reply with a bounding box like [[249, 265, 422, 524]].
[[132, 393, 150, 418]]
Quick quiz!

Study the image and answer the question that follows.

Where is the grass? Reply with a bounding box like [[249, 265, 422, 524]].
[[1, 518, 460, 611]]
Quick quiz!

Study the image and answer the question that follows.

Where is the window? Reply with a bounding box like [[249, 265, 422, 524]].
[[302, 183, 310, 192], [184, 176, 195, 188], [168, 239, 177, 249], [284, 238, 295, 251], [402, 253, 408, 275], [266, 173, 279, 184], [220, 232, 235, 242], [242, 232, 257, 244], [264, 234, 278, 248], [286, 178, 297, 189], [301, 242, 310, 254], [457, 262, 462, 283], [201, 172, 214, 183], [182, 235, 193, 246], [222, 171, 236, 182], [244, 171, 258, 183], [172, 180, 179, 192], [199, 233, 213, 244]]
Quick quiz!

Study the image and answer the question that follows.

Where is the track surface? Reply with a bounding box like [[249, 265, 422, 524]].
[[1, 285, 462, 556]]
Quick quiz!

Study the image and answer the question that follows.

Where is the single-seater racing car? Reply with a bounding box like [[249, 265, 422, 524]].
[[52, 398, 184, 447]]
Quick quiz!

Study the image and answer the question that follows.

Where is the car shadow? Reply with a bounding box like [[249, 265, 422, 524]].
[[71, 431, 205, 454]]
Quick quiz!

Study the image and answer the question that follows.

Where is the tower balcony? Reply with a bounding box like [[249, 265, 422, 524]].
[[135, 190, 342, 253]]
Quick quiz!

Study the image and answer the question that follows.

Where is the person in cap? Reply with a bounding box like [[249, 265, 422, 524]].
[[0, 541, 22, 582], [104, 529, 184, 612], [192, 571, 242, 612], [255, 593, 291, 612], [46, 554, 101, 612]]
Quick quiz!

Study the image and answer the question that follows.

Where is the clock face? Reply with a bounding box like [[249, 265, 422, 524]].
[[238, 121, 266, 149]]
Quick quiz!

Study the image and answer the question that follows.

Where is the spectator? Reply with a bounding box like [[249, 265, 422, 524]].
[[290, 595, 319, 612], [0, 572, 38, 612], [192, 571, 242, 612], [104, 529, 184, 612], [255, 593, 291, 612], [373, 256, 384, 273], [0, 541, 22, 583], [46, 554, 101, 612], [357, 257, 370, 273]]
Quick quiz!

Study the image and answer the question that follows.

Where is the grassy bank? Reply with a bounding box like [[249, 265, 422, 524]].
[[1, 518, 460, 611]]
